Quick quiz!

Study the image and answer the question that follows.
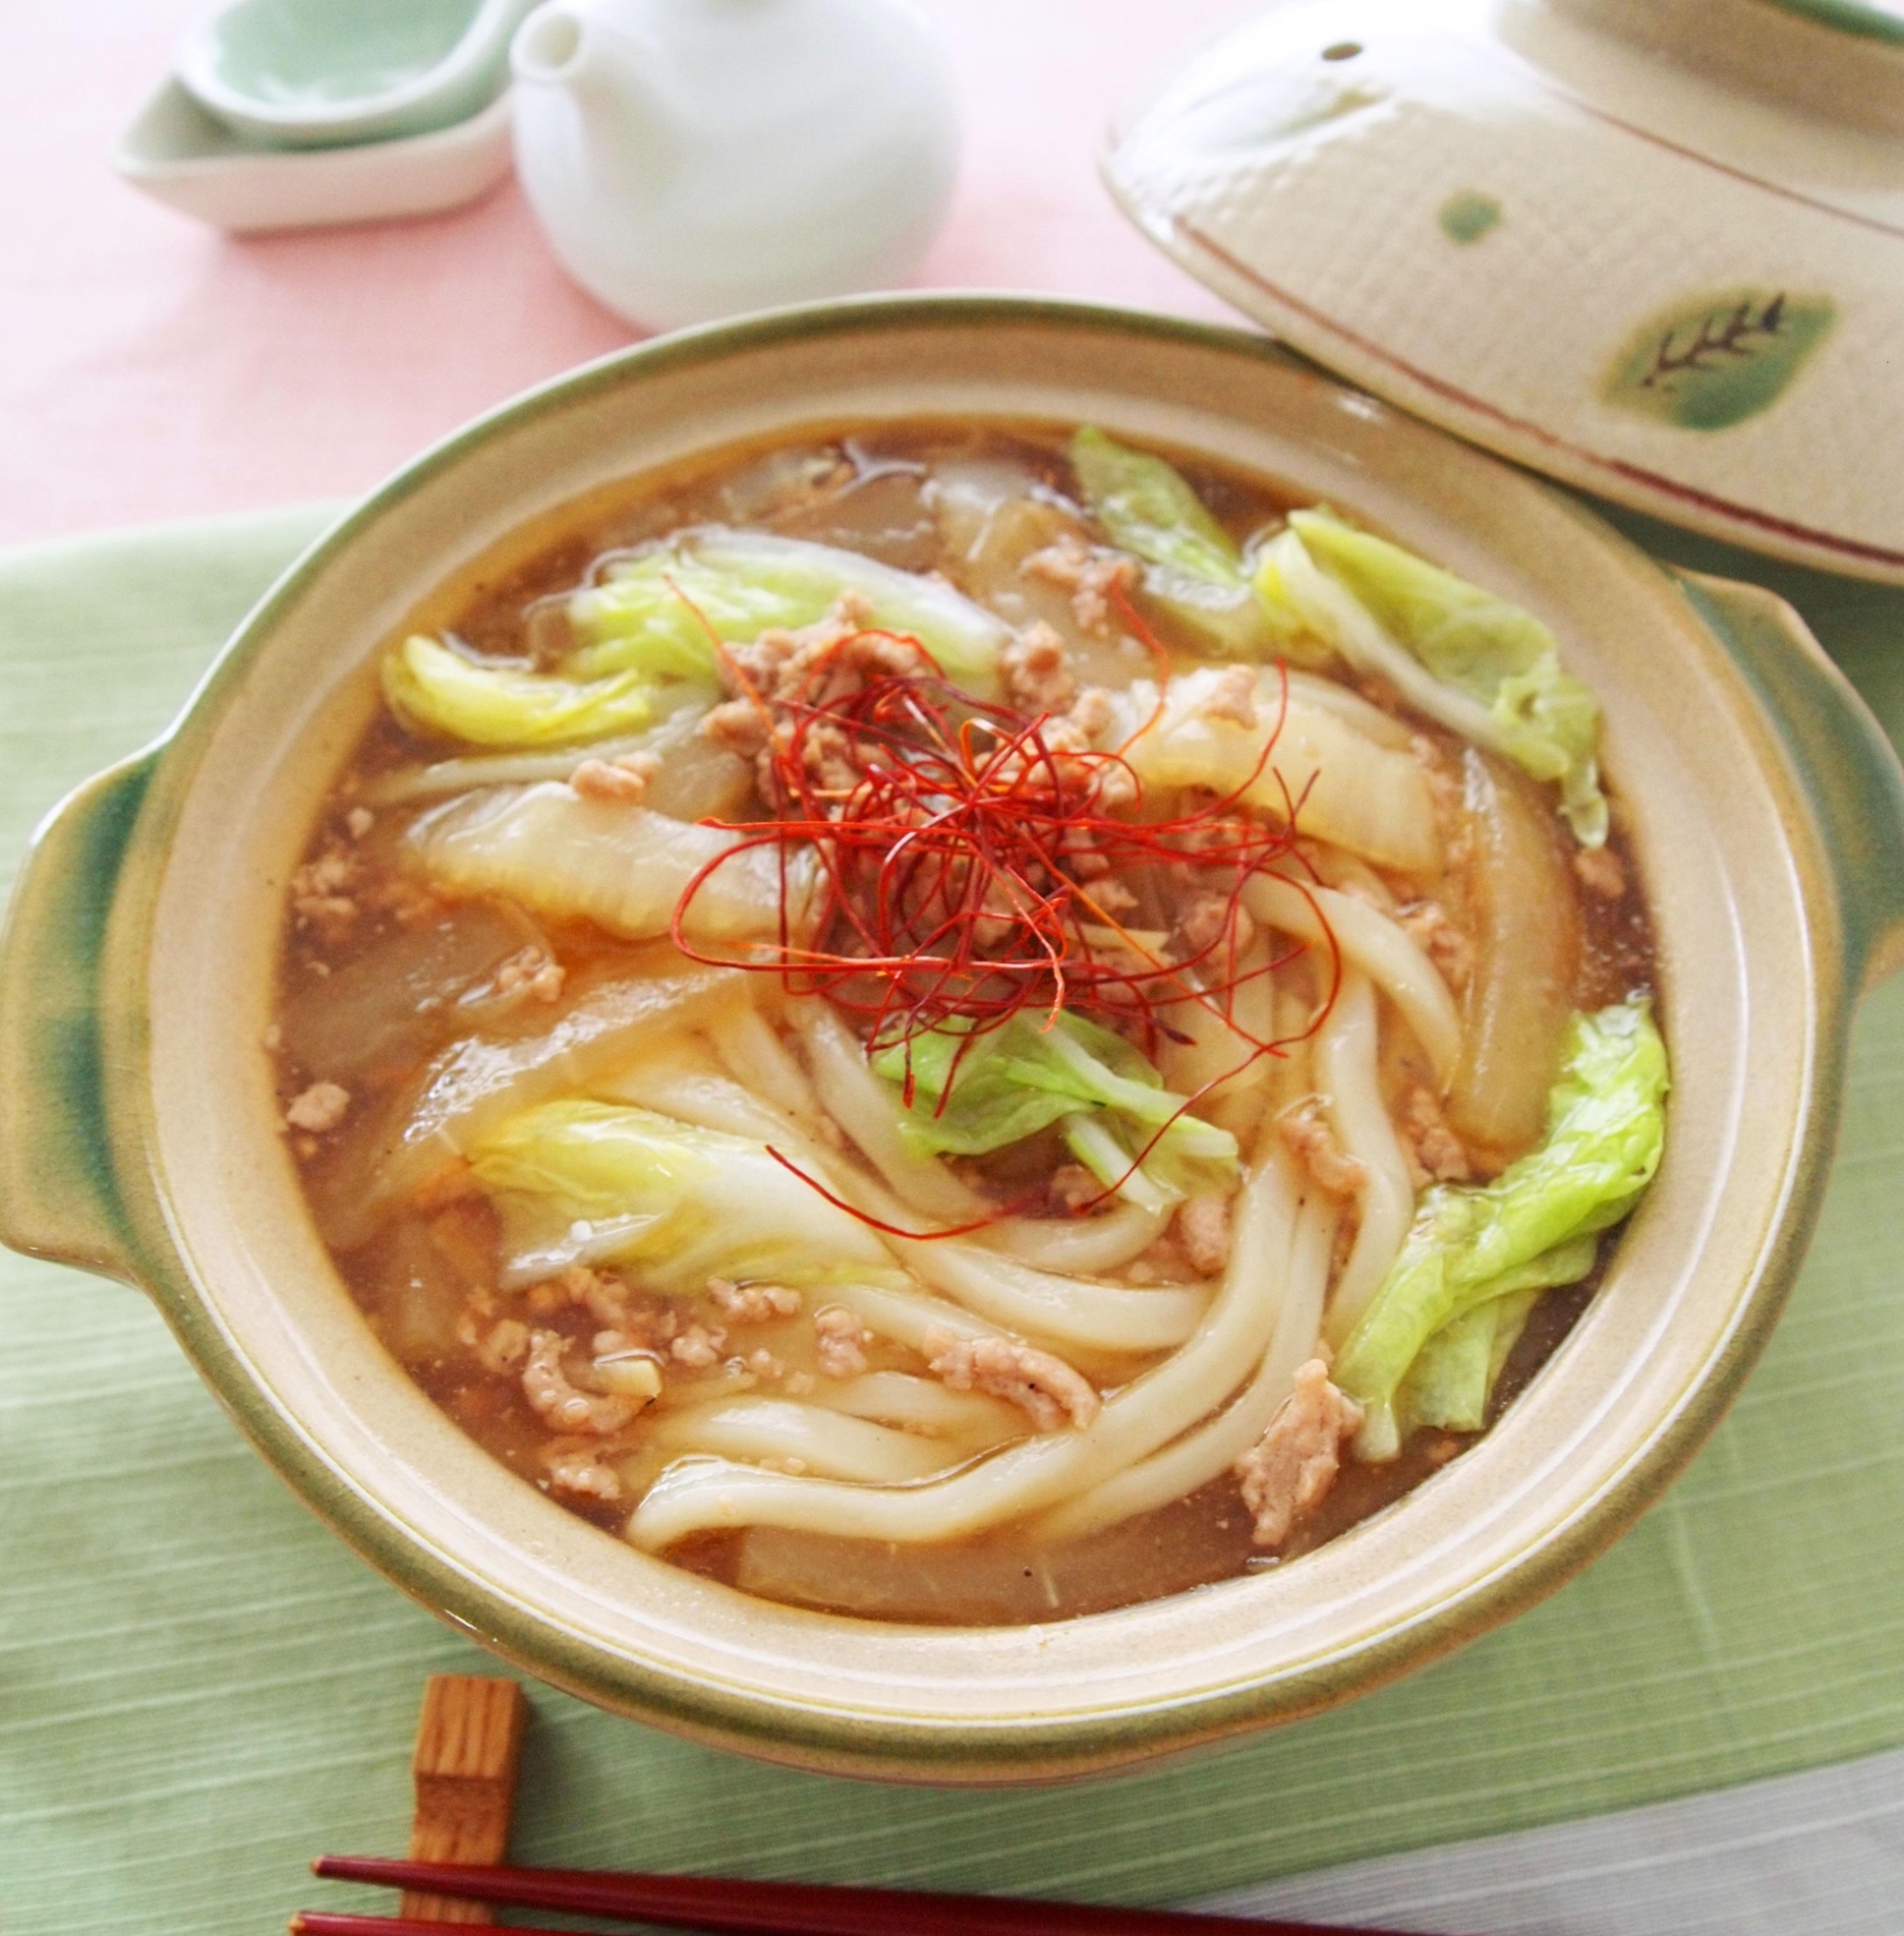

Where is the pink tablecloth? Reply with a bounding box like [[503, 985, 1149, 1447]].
[[1, 0, 1247, 546]]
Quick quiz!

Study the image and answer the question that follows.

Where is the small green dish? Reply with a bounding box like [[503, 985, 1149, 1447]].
[[175, 0, 539, 149], [1, 298, 1900, 1783]]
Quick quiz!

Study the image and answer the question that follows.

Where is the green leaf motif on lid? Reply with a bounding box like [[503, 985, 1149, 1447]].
[[1603, 288, 1836, 432], [1437, 191, 1501, 244]]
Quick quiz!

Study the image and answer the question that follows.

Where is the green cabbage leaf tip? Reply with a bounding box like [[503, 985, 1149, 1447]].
[[1069, 425, 1285, 659], [871, 1011, 1237, 1215], [1257, 508, 1610, 844], [1336, 998, 1668, 1458], [382, 634, 657, 748]]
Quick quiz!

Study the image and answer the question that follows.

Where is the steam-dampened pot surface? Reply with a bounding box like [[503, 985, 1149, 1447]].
[[269, 416, 1662, 1627]]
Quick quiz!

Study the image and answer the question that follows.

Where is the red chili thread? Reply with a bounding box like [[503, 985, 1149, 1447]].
[[665, 608, 1343, 1223]]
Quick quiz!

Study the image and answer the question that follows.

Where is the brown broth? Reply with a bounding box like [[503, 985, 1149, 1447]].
[[271, 417, 1660, 1626]]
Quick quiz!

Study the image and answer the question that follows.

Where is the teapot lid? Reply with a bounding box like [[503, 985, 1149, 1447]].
[[1103, 0, 1904, 582]]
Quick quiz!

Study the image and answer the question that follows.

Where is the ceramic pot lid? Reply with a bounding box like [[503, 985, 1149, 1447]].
[[1103, 0, 1904, 583]]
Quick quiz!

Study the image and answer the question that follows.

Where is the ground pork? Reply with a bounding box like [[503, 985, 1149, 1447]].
[[476, 1317, 530, 1375], [1078, 875, 1138, 918], [367, 874, 443, 928], [1177, 1192, 1233, 1277], [291, 849, 355, 899], [289, 846, 360, 941], [922, 1327, 1100, 1432], [668, 1322, 727, 1369], [540, 1441, 623, 1502], [285, 1081, 350, 1133], [999, 620, 1076, 714], [570, 749, 661, 802], [708, 1279, 803, 1324], [524, 1264, 639, 1332], [1047, 1165, 1103, 1213], [345, 806, 375, 840], [1402, 1085, 1471, 1188], [717, 592, 909, 713], [1233, 1358, 1365, 1548], [700, 696, 773, 762], [494, 944, 565, 1004], [1194, 663, 1259, 730], [1277, 1098, 1368, 1195], [1177, 892, 1255, 962], [524, 601, 576, 666], [1066, 684, 1115, 740], [1022, 535, 1138, 634], [521, 1331, 638, 1436], [813, 1305, 871, 1379], [1399, 899, 1474, 997], [1574, 843, 1628, 901]]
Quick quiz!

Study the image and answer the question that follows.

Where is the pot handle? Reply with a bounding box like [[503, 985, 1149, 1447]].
[[1677, 570, 1904, 997], [0, 749, 160, 1286]]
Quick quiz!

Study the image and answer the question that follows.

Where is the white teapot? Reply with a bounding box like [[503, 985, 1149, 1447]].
[[510, 0, 960, 330]]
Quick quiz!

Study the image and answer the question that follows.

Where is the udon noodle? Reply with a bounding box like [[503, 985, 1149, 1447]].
[[272, 420, 1666, 1623]]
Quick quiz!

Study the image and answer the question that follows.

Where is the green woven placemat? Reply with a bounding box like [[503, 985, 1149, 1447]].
[[2, 505, 1901, 1934]]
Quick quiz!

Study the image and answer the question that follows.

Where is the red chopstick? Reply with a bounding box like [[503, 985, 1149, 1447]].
[[305, 1856, 1445, 1936]]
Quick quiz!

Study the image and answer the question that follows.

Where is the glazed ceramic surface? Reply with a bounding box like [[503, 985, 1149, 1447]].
[[1103, 0, 1904, 584], [113, 81, 514, 234], [175, 0, 538, 148], [3, 299, 1901, 1783], [509, 0, 958, 329]]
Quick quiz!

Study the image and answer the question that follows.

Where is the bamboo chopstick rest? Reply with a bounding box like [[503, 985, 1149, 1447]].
[[398, 1677, 527, 1925]]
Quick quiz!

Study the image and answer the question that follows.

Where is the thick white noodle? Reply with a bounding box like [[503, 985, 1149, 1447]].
[[602, 1050, 1207, 1355], [1316, 971, 1417, 1346], [794, 1003, 991, 1222], [1267, 986, 1317, 1113], [711, 1005, 825, 1128], [1243, 872, 1461, 1087], [625, 1149, 1301, 1552], [595, 1038, 793, 1142], [826, 1280, 994, 1351], [892, 1237, 1205, 1355], [1033, 1172, 1337, 1540], [1160, 938, 1277, 1103], [978, 1201, 1171, 1274], [649, 1399, 983, 1484], [812, 1372, 1026, 1440]]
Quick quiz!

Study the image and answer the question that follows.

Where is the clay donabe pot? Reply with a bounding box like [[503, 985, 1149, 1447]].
[[3, 298, 1900, 1781]]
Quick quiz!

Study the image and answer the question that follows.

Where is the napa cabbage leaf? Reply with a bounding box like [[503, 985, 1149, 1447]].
[[382, 634, 658, 747], [468, 1099, 892, 1290], [1068, 426, 1281, 658], [564, 528, 1009, 698], [1394, 1231, 1598, 1434], [870, 1013, 1238, 1214], [1335, 999, 1668, 1458], [1254, 509, 1609, 845], [1105, 666, 1441, 874], [404, 781, 814, 945]]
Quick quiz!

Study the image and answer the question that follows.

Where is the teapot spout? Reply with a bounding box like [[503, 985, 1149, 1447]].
[[511, 3, 690, 169]]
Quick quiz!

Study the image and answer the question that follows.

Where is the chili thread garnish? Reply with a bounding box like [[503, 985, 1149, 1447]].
[[667, 609, 1342, 1225]]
